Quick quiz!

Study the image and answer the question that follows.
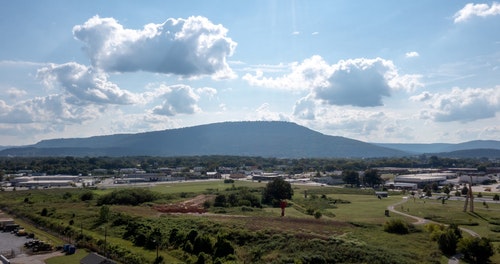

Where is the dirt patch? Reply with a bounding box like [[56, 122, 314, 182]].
[[153, 195, 214, 214]]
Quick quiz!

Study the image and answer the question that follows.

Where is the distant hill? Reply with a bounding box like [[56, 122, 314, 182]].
[[0, 121, 407, 158], [375, 140, 500, 154], [433, 148, 500, 159]]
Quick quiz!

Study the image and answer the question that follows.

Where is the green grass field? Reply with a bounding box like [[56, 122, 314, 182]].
[[1, 180, 499, 263]]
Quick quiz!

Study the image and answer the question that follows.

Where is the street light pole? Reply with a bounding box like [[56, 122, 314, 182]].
[[153, 239, 159, 261]]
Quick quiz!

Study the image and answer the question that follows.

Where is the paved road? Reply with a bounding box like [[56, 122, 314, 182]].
[[387, 197, 480, 264]]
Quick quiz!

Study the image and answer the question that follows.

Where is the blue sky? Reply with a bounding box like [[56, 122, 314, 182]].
[[0, 1, 499, 146]]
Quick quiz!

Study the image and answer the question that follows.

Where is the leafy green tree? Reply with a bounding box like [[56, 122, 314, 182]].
[[98, 205, 110, 223], [437, 225, 462, 255], [342, 170, 359, 187], [458, 237, 494, 264], [214, 236, 235, 258], [461, 186, 468, 196], [80, 191, 94, 201], [214, 194, 227, 207], [442, 185, 451, 195], [40, 208, 48, 217], [494, 194, 500, 201], [363, 169, 383, 187], [262, 178, 293, 206], [431, 182, 439, 192], [193, 234, 213, 255]]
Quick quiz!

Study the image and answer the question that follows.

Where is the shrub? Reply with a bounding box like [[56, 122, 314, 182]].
[[241, 206, 253, 212], [314, 211, 322, 219], [383, 219, 410, 234], [214, 194, 227, 207], [80, 191, 94, 201], [62, 192, 72, 199], [214, 236, 235, 258], [193, 234, 213, 255]]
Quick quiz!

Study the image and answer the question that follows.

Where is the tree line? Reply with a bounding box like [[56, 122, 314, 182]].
[[0, 155, 497, 180]]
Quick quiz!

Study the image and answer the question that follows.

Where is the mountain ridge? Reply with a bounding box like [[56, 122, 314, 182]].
[[1, 121, 405, 158], [1, 121, 498, 158]]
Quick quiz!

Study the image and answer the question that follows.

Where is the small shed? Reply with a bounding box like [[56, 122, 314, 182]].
[[375, 191, 388, 198], [80, 253, 116, 264]]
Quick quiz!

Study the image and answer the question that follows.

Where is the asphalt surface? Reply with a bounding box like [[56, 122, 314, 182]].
[[0, 230, 30, 258]]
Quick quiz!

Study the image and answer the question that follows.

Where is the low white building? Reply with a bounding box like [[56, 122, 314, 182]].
[[395, 172, 454, 188], [459, 174, 494, 184], [11, 175, 79, 187]]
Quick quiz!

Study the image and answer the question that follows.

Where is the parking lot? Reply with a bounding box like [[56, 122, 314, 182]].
[[0, 230, 31, 258]]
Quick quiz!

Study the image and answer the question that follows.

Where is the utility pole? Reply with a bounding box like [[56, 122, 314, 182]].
[[463, 175, 469, 212], [469, 175, 474, 212], [463, 175, 475, 213], [104, 226, 108, 259]]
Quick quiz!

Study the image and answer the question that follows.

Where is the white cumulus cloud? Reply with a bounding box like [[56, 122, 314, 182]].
[[151, 84, 201, 116], [73, 15, 237, 79], [245, 56, 422, 107], [0, 94, 102, 125], [243, 55, 332, 91], [420, 87, 500, 122], [293, 95, 316, 120], [37, 62, 140, 105], [454, 2, 500, 23]]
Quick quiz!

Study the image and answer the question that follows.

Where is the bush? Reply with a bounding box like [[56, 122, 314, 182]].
[[314, 211, 322, 219], [383, 219, 410, 234], [40, 207, 48, 216], [214, 194, 227, 207], [214, 236, 235, 258], [80, 191, 94, 201]]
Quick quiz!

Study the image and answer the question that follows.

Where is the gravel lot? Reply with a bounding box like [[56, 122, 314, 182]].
[[0, 230, 30, 258]]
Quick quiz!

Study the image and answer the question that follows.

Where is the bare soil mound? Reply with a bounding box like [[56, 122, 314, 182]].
[[153, 195, 213, 214]]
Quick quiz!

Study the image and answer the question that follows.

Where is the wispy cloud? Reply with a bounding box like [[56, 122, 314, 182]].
[[454, 2, 500, 23], [405, 51, 419, 58]]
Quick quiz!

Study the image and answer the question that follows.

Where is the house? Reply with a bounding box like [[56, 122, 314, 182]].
[[80, 252, 116, 264]]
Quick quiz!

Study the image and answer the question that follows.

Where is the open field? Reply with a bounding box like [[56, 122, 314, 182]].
[[0, 180, 498, 263]]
